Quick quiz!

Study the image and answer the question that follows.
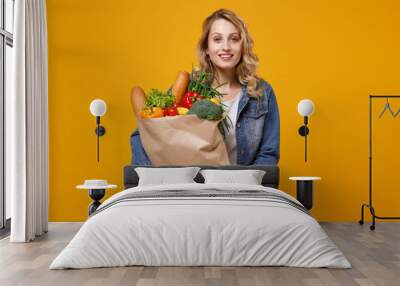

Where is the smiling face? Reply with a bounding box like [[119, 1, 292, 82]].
[[206, 18, 243, 72]]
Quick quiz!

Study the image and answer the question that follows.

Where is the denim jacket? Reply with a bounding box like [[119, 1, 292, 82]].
[[130, 79, 280, 166]]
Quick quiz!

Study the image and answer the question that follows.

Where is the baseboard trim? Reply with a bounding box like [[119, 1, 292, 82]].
[[0, 218, 11, 239]]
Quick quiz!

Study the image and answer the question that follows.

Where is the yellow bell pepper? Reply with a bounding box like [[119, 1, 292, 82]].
[[140, 107, 164, 119], [210, 98, 221, 105], [177, 107, 189, 115]]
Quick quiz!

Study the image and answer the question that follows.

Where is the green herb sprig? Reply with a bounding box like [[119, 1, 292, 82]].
[[145, 89, 175, 109], [188, 65, 227, 99]]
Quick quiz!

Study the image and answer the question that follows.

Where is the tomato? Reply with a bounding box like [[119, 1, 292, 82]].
[[185, 92, 198, 99], [165, 106, 178, 116], [163, 108, 169, 116], [190, 92, 205, 102]]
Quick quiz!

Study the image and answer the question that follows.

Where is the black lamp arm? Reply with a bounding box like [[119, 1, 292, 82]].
[[297, 116, 310, 162], [94, 116, 106, 162]]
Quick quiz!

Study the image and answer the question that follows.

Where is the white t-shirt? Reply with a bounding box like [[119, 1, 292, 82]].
[[222, 90, 242, 165]]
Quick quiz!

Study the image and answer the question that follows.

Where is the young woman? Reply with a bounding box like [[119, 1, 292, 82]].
[[130, 9, 280, 166]]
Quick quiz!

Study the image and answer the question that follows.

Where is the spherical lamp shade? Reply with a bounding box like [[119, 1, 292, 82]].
[[297, 99, 315, 116], [90, 99, 107, 117]]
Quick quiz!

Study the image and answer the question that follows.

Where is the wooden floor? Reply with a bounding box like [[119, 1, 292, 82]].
[[0, 222, 399, 286]]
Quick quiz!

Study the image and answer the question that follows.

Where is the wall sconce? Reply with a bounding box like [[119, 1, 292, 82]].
[[297, 99, 315, 162], [89, 99, 107, 162]]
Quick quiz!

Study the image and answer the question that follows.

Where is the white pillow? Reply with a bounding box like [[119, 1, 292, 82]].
[[135, 167, 201, 186], [200, 169, 266, 185]]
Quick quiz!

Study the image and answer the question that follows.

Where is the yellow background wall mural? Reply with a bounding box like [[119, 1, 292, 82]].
[[47, 0, 400, 221]]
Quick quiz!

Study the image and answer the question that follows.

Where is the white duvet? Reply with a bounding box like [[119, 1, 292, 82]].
[[50, 183, 351, 269]]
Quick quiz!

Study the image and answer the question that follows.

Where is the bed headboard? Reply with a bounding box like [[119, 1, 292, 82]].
[[123, 165, 280, 189]]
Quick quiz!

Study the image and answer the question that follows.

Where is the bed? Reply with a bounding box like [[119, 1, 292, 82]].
[[50, 165, 351, 269]]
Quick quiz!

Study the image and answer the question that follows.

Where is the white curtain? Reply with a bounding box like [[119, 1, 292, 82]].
[[8, 0, 49, 242]]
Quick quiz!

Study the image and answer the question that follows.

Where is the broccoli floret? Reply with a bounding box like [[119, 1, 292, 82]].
[[187, 100, 223, 120]]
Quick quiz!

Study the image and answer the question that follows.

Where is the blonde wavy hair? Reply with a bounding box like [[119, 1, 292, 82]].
[[197, 9, 263, 97]]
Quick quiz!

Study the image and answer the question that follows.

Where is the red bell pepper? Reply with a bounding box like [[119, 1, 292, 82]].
[[180, 92, 204, 109], [181, 96, 192, 109]]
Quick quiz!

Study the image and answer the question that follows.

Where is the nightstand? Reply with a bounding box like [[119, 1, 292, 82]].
[[289, 176, 321, 210], [77, 180, 117, 215]]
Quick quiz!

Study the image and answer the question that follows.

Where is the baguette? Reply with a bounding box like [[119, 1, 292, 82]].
[[130, 86, 147, 118], [171, 71, 190, 104]]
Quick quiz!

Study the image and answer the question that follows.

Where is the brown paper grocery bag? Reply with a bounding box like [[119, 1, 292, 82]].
[[137, 115, 229, 166]]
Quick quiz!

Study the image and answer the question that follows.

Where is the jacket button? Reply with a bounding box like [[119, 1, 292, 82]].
[[237, 123, 241, 128]]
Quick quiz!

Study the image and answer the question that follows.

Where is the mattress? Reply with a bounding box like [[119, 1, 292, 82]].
[[50, 183, 351, 269]]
